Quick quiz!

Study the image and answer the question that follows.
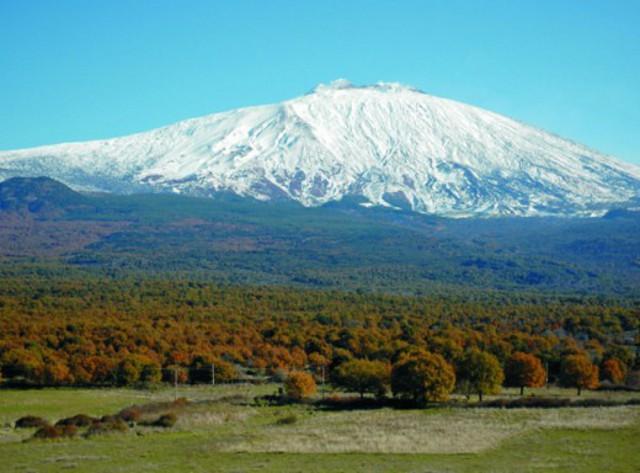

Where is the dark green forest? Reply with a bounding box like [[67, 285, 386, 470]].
[[1, 177, 640, 295]]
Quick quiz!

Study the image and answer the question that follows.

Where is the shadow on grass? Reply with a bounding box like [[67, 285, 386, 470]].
[[255, 394, 640, 411]]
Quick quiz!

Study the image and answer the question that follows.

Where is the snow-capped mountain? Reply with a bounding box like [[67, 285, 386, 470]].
[[1, 79, 639, 217]]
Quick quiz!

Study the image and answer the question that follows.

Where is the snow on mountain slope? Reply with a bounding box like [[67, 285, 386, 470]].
[[1, 80, 639, 217]]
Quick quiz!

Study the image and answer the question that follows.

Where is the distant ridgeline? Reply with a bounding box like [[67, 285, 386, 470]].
[[1, 176, 640, 297]]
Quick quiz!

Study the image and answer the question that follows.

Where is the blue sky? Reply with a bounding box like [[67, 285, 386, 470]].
[[1, 0, 639, 164]]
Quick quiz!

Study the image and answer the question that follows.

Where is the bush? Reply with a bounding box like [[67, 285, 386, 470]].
[[100, 414, 120, 423], [117, 406, 142, 423], [151, 413, 177, 428], [284, 371, 317, 400], [85, 418, 128, 437], [33, 424, 77, 439], [55, 414, 97, 427], [15, 415, 49, 429]]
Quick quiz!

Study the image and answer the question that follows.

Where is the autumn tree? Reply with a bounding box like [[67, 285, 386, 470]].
[[457, 349, 504, 401], [601, 358, 627, 385], [604, 345, 635, 369], [505, 352, 546, 395], [560, 354, 599, 395], [333, 359, 390, 399], [308, 352, 330, 369], [43, 355, 72, 385], [391, 351, 456, 405], [1, 348, 44, 383], [285, 370, 317, 400], [116, 355, 160, 385], [211, 358, 238, 383], [140, 361, 162, 384], [116, 356, 142, 385]]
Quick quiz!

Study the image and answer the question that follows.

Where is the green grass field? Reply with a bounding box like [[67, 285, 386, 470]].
[[1, 385, 639, 472]]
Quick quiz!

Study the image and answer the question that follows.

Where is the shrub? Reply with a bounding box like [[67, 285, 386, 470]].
[[15, 415, 49, 429], [117, 406, 142, 423], [391, 350, 456, 404], [33, 424, 77, 439], [55, 414, 97, 427], [333, 359, 390, 399], [85, 418, 128, 437], [100, 414, 120, 423], [152, 413, 177, 428], [505, 352, 546, 395], [284, 371, 317, 400]]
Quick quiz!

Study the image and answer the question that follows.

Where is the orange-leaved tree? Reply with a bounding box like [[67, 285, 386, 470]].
[[505, 352, 546, 395], [285, 370, 317, 400], [391, 350, 456, 405], [601, 358, 627, 385], [560, 354, 599, 395]]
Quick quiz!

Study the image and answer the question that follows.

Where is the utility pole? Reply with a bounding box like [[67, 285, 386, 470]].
[[211, 363, 215, 386], [174, 367, 178, 401], [544, 361, 549, 388]]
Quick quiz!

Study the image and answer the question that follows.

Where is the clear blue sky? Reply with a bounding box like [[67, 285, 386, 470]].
[[1, 0, 639, 164]]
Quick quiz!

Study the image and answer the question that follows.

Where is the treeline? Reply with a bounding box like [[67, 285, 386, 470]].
[[0, 278, 638, 395]]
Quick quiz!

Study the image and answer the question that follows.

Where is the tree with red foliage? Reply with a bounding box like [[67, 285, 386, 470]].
[[505, 352, 546, 395]]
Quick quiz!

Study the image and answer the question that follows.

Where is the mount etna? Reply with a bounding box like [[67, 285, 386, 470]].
[[1, 80, 639, 218]]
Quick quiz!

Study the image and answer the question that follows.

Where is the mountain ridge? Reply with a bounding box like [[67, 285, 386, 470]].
[[1, 80, 639, 217]]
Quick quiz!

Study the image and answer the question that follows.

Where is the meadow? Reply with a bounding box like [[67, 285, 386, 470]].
[[1, 384, 639, 472]]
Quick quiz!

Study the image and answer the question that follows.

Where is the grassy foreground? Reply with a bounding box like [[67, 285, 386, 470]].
[[1, 385, 639, 472]]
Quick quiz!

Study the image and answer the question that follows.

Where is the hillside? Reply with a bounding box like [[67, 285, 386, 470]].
[[1, 177, 639, 296]]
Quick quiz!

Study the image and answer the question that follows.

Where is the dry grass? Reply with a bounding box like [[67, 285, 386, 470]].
[[216, 406, 640, 454], [176, 404, 255, 429]]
